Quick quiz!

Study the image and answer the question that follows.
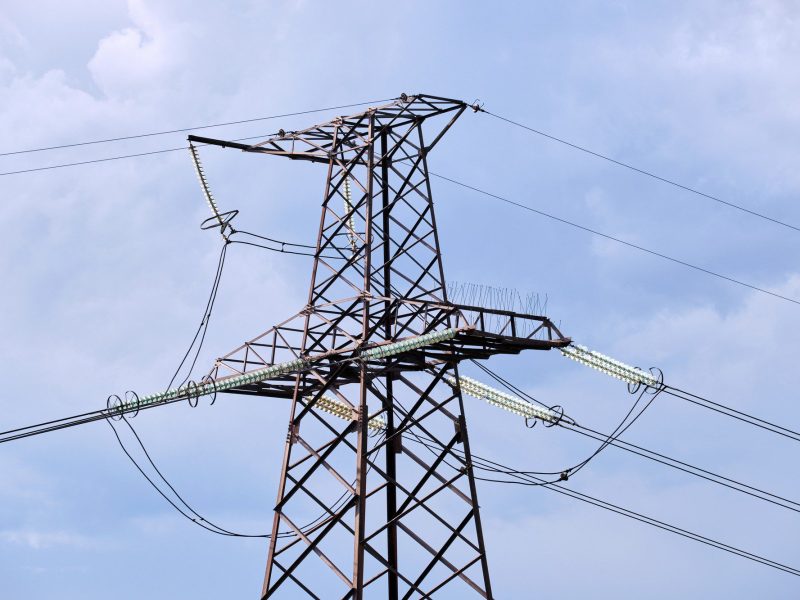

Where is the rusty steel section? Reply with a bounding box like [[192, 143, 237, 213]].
[[191, 94, 569, 599]]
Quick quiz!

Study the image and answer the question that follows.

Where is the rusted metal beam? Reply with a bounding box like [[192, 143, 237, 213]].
[[193, 94, 567, 598]]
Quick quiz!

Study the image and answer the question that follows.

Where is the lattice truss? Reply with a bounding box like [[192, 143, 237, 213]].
[[193, 95, 569, 599]]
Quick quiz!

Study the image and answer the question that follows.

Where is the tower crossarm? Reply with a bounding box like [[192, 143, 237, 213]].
[[208, 299, 569, 400], [188, 94, 468, 166], [448, 300, 571, 355]]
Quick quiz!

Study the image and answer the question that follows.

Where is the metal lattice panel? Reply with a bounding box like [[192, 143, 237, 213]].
[[192, 94, 569, 599]]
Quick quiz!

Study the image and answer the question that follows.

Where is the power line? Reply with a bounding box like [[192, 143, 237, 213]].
[[663, 385, 800, 444], [0, 135, 405, 181], [234, 230, 316, 249], [472, 361, 800, 513], [471, 359, 664, 480], [164, 241, 228, 394], [474, 363, 800, 514], [476, 352, 800, 452], [0, 100, 398, 177], [0, 132, 276, 177], [479, 470, 800, 577], [565, 422, 800, 515], [410, 366, 800, 576], [7, 108, 796, 312], [110, 416, 387, 540], [229, 238, 332, 259], [0, 145, 190, 176], [479, 108, 800, 234], [112, 417, 385, 539], [407, 432, 800, 578], [0, 356, 360, 445], [7, 96, 791, 243], [105, 237, 349, 540], [0, 98, 395, 158], [431, 172, 800, 307], [108, 418, 273, 538]]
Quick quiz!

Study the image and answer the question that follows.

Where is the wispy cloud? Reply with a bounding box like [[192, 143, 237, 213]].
[[0, 529, 100, 550]]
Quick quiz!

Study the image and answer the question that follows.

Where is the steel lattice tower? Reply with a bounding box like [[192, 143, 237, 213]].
[[190, 94, 569, 599]]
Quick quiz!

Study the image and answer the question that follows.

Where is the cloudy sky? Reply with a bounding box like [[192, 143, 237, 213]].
[[2, 1, 800, 598]]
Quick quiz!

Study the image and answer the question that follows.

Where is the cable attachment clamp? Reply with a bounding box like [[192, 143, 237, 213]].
[[470, 99, 485, 113]]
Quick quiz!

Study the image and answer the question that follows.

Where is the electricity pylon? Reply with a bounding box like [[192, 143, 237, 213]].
[[190, 94, 570, 599]]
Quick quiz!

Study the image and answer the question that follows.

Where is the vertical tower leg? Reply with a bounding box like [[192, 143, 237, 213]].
[[203, 96, 493, 598]]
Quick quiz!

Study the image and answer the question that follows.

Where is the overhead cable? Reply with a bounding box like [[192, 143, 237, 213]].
[[0, 145, 192, 177], [564, 421, 800, 515], [407, 432, 800, 578], [468, 361, 663, 480], [110, 417, 387, 539], [0, 328, 461, 444], [108, 419, 273, 538], [662, 386, 800, 444], [164, 242, 228, 394], [558, 342, 800, 444], [7, 110, 797, 311], [0, 97, 395, 157], [478, 107, 800, 234], [8, 95, 792, 236], [471, 364, 800, 515], [432, 172, 800, 308]]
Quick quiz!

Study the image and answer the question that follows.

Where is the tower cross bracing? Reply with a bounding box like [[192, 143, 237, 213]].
[[191, 94, 569, 599]]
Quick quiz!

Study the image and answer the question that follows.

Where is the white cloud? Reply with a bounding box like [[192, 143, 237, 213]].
[[617, 273, 800, 401], [2, 1, 800, 596], [0, 529, 99, 550], [0, 14, 29, 56], [88, 0, 193, 99], [623, 2, 800, 192]]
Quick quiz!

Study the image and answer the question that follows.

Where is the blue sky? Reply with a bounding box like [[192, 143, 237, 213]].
[[2, 1, 800, 597]]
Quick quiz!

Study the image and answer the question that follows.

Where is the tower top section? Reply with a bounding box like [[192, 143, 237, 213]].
[[189, 93, 468, 165]]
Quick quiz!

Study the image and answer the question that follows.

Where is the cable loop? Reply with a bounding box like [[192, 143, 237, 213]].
[[200, 209, 239, 239], [544, 404, 565, 428], [185, 380, 200, 408], [646, 367, 665, 394], [200, 374, 218, 406], [106, 394, 124, 421], [124, 390, 141, 419]]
